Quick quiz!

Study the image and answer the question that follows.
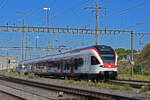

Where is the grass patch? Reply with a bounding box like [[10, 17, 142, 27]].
[[3, 70, 25, 77], [118, 74, 150, 82], [97, 82, 121, 90], [65, 80, 133, 91], [97, 82, 133, 90], [27, 73, 35, 79], [79, 81, 88, 85], [88, 82, 95, 86], [65, 80, 93, 86], [122, 84, 133, 90], [3, 70, 17, 76], [65, 80, 75, 84], [18, 72, 25, 77], [139, 85, 149, 93]]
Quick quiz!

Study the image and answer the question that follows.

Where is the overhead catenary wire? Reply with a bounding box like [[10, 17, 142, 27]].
[[98, 0, 150, 33], [52, 0, 90, 20], [81, 0, 147, 27], [119, 0, 150, 15], [104, 0, 150, 18], [7, 0, 50, 25], [120, 15, 150, 31]]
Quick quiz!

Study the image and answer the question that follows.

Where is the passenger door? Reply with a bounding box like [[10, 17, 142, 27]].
[[84, 54, 90, 72]]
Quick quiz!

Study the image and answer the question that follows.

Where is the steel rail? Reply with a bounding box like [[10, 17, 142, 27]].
[[109, 80, 150, 89], [0, 90, 26, 100], [117, 79, 150, 84], [0, 75, 140, 100]]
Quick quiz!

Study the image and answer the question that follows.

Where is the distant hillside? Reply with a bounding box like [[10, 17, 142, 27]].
[[135, 43, 150, 71]]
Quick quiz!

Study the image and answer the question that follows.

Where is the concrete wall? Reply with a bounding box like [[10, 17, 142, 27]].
[[0, 56, 18, 70]]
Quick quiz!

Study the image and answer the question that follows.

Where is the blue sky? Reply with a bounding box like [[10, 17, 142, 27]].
[[0, 0, 150, 60]]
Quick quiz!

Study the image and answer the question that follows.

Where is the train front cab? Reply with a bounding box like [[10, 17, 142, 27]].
[[90, 56, 117, 80], [90, 46, 118, 80]]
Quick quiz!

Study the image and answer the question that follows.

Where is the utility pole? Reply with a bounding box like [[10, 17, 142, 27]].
[[22, 19, 24, 65], [29, 33, 32, 59], [131, 31, 134, 76], [6, 49, 9, 69], [43, 8, 50, 28], [85, 0, 105, 45], [25, 32, 31, 60], [95, 0, 99, 45], [35, 36, 39, 48], [46, 41, 51, 55]]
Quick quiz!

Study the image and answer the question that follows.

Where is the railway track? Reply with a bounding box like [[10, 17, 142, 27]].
[[0, 90, 25, 100], [109, 80, 150, 89], [0, 75, 142, 100], [117, 79, 150, 84]]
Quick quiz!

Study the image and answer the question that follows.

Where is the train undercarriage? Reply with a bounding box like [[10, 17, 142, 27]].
[[33, 71, 117, 81]]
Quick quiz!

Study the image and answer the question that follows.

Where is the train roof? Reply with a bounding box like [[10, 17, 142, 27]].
[[20, 45, 113, 64]]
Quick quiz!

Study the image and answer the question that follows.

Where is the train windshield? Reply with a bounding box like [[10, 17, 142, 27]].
[[96, 46, 115, 63]]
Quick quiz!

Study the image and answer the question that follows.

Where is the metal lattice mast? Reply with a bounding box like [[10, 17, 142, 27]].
[[22, 19, 24, 64], [85, 0, 105, 45], [96, 0, 99, 45]]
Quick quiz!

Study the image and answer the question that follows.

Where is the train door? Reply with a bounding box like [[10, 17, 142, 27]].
[[60, 61, 64, 76], [70, 58, 74, 77], [63, 60, 68, 74], [84, 54, 90, 72]]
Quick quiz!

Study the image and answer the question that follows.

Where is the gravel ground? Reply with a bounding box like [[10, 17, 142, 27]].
[[0, 91, 22, 100], [2, 75, 150, 100], [0, 80, 77, 100], [29, 77, 150, 99]]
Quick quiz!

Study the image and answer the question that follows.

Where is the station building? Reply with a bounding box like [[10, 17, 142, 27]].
[[0, 56, 18, 70]]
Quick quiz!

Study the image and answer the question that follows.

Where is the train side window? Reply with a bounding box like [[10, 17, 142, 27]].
[[91, 56, 100, 65], [67, 64, 69, 70], [57, 64, 60, 70], [74, 58, 83, 70], [75, 59, 78, 70], [78, 58, 83, 66], [65, 63, 67, 70]]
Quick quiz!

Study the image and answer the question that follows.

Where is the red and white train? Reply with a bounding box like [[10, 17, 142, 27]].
[[21, 45, 118, 80]]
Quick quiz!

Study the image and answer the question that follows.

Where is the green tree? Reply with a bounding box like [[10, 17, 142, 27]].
[[133, 64, 142, 74], [115, 48, 137, 60]]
